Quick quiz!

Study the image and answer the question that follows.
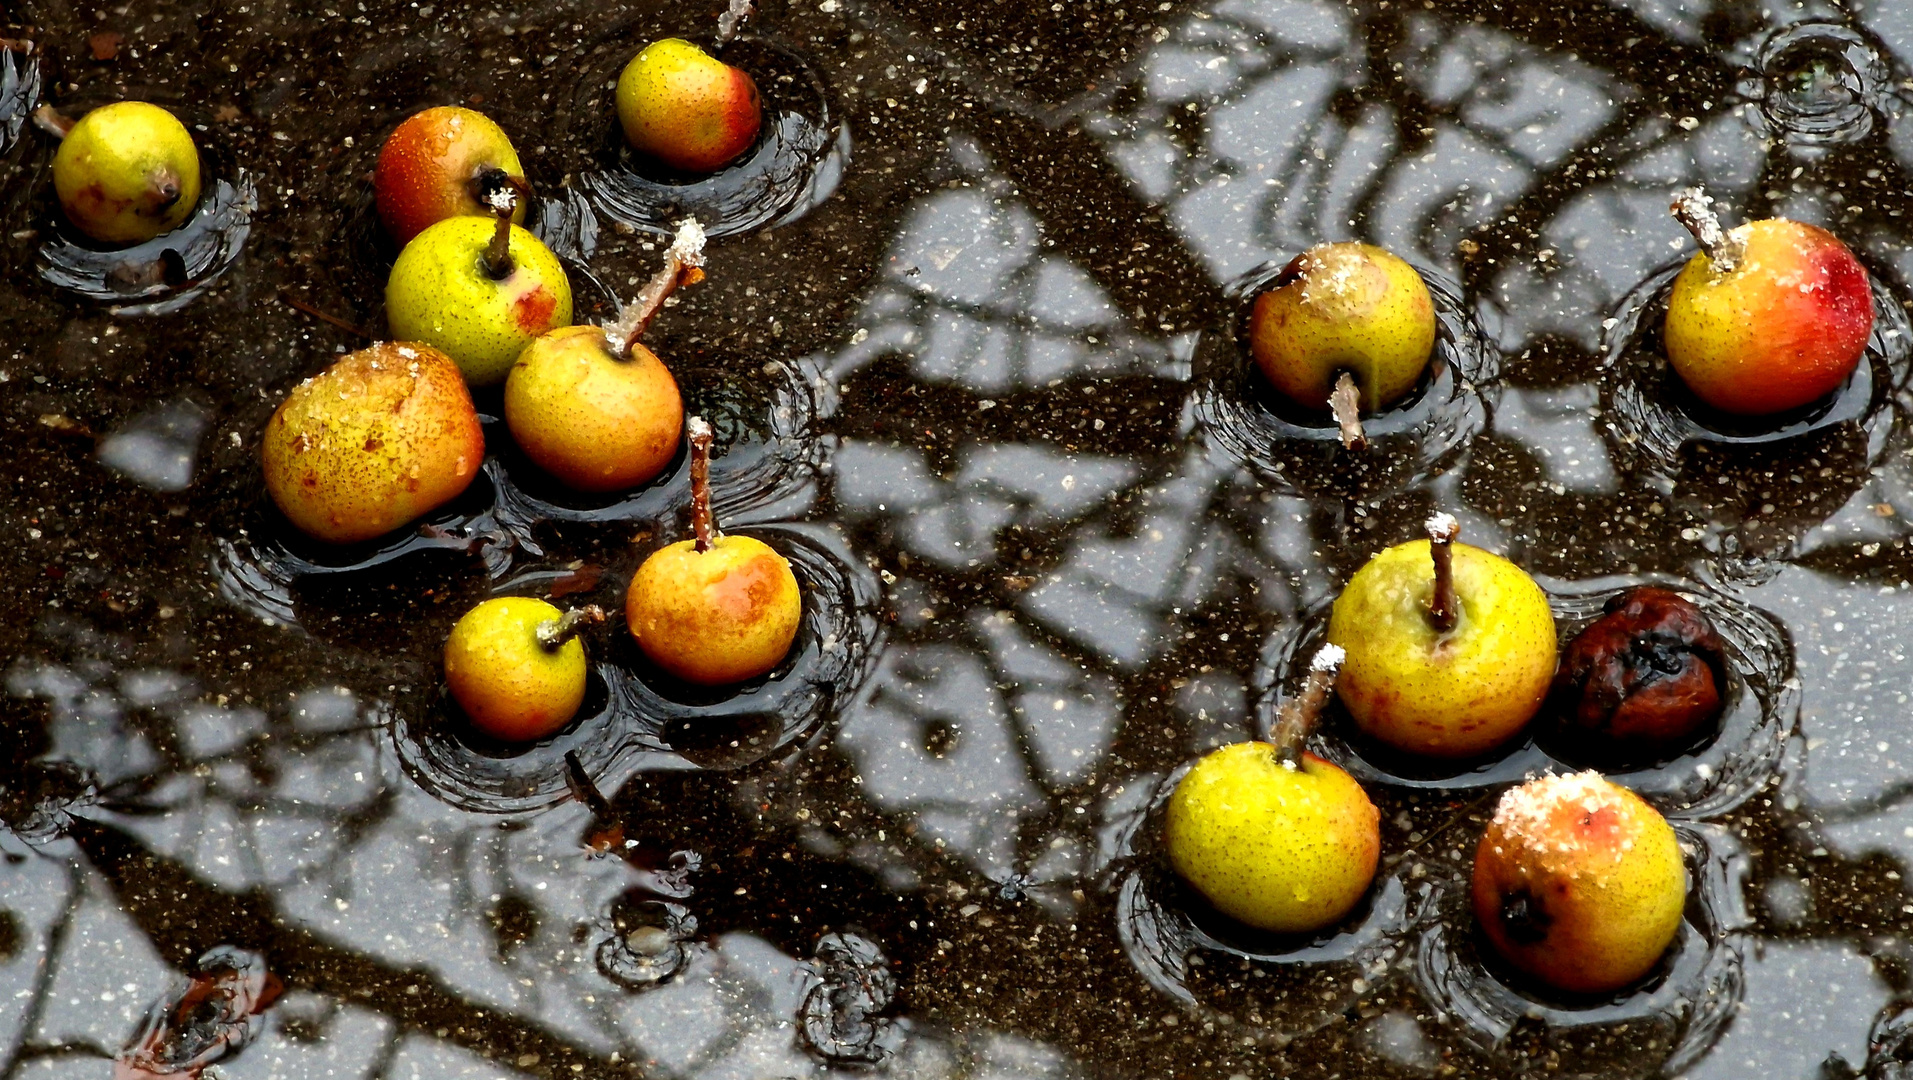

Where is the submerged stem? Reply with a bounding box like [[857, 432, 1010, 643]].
[[688, 416, 716, 553], [32, 104, 73, 138], [1272, 645, 1345, 767], [1670, 187, 1744, 274], [536, 605, 606, 649], [604, 218, 708, 360], [1330, 371, 1367, 451], [1427, 511, 1460, 633]]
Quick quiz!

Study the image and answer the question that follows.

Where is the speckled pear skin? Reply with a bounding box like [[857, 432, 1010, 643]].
[[1664, 219, 1874, 416], [504, 325, 683, 492], [52, 101, 202, 245], [374, 105, 526, 245], [260, 342, 484, 545], [626, 535, 802, 686], [385, 216, 573, 387], [1250, 242, 1436, 412], [616, 38, 763, 174], [1163, 741, 1381, 934], [444, 597, 588, 742], [1472, 772, 1687, 995], [1328, 540, 1557, 759]]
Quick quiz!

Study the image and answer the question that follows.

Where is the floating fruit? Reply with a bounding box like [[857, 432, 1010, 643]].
[[616, 38, 762, 174], [374, 105, 527, 246], [445, 598, 604, 742], [1472, 771, 1687, 995], [260, 342, 484, 544], [625, 417, 801, 685], [1164, 645, 1381, 934], [1328, 513, 1557, 759], [385, 179, 572, 386], [48, 101, 202, 244], [1664, 187, 1874, 416], [1250, 242, 1436, 449], [1549, 586, 1728, 759], [505, 219, 705, 491]]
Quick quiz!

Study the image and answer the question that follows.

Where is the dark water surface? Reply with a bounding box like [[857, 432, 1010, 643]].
[[6, 0, 1913, 1077]]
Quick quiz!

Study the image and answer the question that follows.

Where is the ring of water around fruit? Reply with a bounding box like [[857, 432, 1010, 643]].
[[37, 161, 256, 315], [1191, 259, 1497, 500], [570, 36, 843, 239], [1413, 821, 1750, 1073], [489, 354, 823, 527], [1108, 768, 1428, 1027], [1750, 21, 1892, 147], [1602, 263, 1911, 469], [1255, 577, 1793, 811], [603, 522, 883, 771]]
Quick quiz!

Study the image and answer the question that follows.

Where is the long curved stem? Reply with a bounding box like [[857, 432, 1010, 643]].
[[1272, 645, 1345, 767], [688, 416, 716, 553], [605, 218, 707, 360]]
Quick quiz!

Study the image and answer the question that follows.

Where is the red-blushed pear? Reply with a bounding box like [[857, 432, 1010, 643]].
[[1664, 187, 1874, 416], [1249, 241, 1436, 450], [625, 417, 802, 686], [1327, 513, 1556, 759], [374, 105, 527, 246], [616, 38, 762, 174], [260, 342, 484, 545], [386, 177, 572, 386], [1163, 646, 1381, 934], [505, 219, 705, 492], [444, 599, 604, 742], [1472, 771, 1687, 995], [44, 101, 201, 245]]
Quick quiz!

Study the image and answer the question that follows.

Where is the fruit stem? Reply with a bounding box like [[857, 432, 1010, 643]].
[[605, 218, 708, 360], [688, 415, 717, 553], [31, 105, 73, 139], [536, 604, 606, 649], [1670, 187, 1744, 274], [478, 171, 532, 281], [1272, 644, 1345, 767], [1426, 511, 1460, 633], [1330, 371, 1367, 451], [715, 0, 756, 49], [564, 750, 615, 817]]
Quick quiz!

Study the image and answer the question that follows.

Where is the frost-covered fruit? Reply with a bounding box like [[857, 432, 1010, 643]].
[[444, 597, 589, 742], [385, 215, 572, 386], [261, 342, 484, 544], [616, 38, 762, 174], [1250, 242, 1436, 413], [1163, 740, 1380, 933], [1472, 771, 1687, 995], [374, 105, 527, 245], [504, 325, 683, 492], [52, 101, 202, 245]]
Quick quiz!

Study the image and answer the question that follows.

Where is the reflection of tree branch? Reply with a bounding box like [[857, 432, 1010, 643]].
[[66, 820, 645, 1080], [1, 870, 83, 1078]]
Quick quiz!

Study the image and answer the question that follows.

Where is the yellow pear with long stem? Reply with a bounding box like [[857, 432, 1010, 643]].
[[625, 418, 802, 686], [1327, 513, 1556, 759], [1163, 645, 1381, 933]]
